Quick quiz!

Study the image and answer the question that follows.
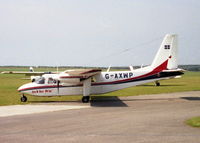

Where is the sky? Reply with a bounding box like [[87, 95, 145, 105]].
[[0, 0, 200, 67]]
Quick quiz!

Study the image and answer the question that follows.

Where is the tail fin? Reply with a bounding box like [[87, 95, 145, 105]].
[[151, 34, 178, 70]]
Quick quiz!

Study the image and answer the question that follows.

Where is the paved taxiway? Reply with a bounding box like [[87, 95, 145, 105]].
[[0, 105, 90, 117], [0, 91, 200, 143]]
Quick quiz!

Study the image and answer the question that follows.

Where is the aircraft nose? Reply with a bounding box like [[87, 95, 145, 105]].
[[18, 85, 25, 92], [18, 83, 30, 92]]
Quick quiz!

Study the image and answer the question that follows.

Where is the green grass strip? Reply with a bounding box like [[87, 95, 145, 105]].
[[186, 117, 200, 127]]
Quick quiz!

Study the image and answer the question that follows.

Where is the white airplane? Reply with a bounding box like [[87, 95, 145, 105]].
[[17, 34, 184, 103]]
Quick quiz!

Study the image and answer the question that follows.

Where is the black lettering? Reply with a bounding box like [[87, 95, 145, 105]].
[[105, 74, 109, 79], [123, 73, 128, 78], [129, 72, 133, 78], [115, 74, 118, 79], [119, 73, 123, 78]]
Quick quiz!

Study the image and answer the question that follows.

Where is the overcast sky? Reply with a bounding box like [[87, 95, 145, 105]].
[[0, 0, 200, 67]]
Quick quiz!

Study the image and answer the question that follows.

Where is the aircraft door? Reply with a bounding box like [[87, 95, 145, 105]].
[[47, 78, 59, 96]]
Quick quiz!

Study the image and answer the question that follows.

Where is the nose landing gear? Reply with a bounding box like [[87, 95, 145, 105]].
[[20, 94, 27, 102], [82, 96, 90, 103]]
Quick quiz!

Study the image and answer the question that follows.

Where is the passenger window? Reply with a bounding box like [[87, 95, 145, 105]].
[[48, 78, 54, 84], [53, 80, 57, 84], [48, 78, 57, 84]]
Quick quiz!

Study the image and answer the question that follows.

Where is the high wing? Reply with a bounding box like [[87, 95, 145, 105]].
[[1, 71, 55, 76], [59, 69, 102, 79]]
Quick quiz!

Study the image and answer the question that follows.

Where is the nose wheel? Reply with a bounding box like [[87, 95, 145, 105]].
[[21, 95, 27, 102], [82, 96, 90, 103]]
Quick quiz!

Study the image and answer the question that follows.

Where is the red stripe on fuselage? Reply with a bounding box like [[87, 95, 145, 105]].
[[93, 59, 168, 85], [18, 85, 61, 92]]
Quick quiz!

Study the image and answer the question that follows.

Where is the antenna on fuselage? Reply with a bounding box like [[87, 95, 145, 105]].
[[129, 66, 134, 71], [107, 65, 111, 72]]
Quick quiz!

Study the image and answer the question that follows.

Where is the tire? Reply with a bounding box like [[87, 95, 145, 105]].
[[21, 96, 27, 102], [156, 82, 160, 86], [82, 96, 90, 103]]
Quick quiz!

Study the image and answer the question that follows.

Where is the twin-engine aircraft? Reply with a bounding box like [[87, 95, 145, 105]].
[[3, 34, 184, 103]]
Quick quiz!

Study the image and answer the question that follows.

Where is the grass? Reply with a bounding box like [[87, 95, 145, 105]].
[[0, 67, 200, 106], [186, 117, 200, 127]]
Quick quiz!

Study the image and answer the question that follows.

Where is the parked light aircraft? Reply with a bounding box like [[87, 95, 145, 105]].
[[3, 34, 184, 103]]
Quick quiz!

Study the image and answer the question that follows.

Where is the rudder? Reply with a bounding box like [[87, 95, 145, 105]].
[[151, 34, 178, 70]]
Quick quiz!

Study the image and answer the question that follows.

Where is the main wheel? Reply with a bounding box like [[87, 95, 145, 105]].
[[21, 95, 27, 102], [155, 81, 160, 86], [82, 96, 90, 103]]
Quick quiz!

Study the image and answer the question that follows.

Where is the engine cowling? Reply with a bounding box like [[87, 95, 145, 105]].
[[31, 76, 41, 82]]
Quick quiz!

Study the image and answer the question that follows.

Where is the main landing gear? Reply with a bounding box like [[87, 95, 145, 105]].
[[20, 94, 27, 102], [82, 96, 90, 103], [155, 81, 160, 86]]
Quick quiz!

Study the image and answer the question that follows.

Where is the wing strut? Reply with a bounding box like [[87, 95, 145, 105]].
[[57, 80, 60, 95]]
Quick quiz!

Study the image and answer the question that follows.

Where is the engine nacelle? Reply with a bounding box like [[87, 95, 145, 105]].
[[31, 76, 41, 82]]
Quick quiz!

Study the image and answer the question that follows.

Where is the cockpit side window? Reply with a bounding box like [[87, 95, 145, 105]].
[[36, 77, 45, 84]]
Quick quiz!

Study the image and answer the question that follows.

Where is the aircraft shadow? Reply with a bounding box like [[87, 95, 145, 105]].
[[28, 96, 128, 107], [28, 100, 81, 104], [181, 97, 200, 101], [90, 96, 128, 107]]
